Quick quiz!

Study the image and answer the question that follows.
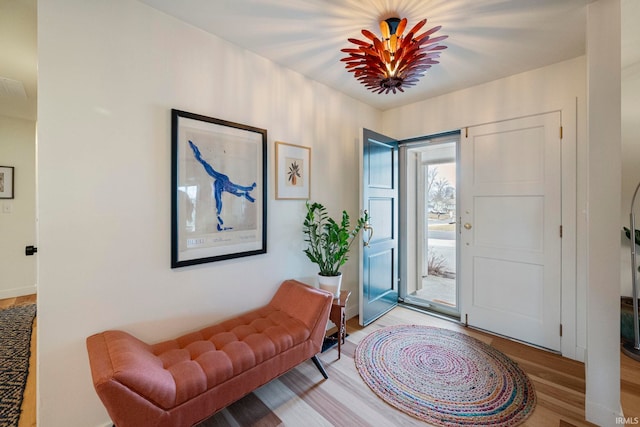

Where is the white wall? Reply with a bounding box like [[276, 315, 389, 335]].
[[0, 115, 36, 297], [37, 1, 380, 425], [383, 56, 586, 361], [585, 0, 622, 424]]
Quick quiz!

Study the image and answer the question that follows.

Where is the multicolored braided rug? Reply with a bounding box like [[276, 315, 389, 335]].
[[354, 325, 536, 426]]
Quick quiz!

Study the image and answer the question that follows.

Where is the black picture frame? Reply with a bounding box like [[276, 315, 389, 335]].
[[0, 166, 14, 199], [171, 109, 267, 268]]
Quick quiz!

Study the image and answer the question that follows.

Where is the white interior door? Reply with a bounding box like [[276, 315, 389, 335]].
[[460, 112, 562, 351]]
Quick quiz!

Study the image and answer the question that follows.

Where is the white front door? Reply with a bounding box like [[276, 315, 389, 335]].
[[460, 112, 562, 351]]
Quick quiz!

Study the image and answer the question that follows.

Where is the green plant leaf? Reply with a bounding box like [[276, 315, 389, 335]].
[[302, 201, 368, 276]]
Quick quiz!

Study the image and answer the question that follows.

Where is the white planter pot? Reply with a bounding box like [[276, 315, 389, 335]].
[[317, 273, 342, 297]]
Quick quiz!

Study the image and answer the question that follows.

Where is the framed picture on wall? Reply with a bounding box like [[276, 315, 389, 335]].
[[275, 141, 310, 200], [171, 109, 267, 268], [0, 166, 14, 199]]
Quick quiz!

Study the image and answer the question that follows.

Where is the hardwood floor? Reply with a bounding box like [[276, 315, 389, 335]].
[[2, 297, 638, 426], [345, 308, 599, 427], [621, 345, 640, 421], [0, 293, 36, 310], [200, 306, 640, 426], [381, 307, 639, 425]]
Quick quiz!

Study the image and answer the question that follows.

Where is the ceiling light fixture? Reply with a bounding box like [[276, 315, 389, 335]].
[[341, 17, 448, 94]]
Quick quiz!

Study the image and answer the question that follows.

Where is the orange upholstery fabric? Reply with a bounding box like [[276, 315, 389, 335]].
[[86, 280, 333, 427]]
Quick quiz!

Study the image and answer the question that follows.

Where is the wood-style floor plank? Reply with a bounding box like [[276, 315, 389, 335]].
[[621, 347, 640, 421], [4, 296, 639, 426], [201, 305, 632, 426], [345, 306, 640, 426]]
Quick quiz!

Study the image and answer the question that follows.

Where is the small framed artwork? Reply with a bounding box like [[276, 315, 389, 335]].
[[275, 141, 310, 200], [171, 109, 267, 268], [0, 166, 14, 199]]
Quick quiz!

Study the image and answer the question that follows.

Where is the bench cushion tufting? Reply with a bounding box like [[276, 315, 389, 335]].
[[87, 279, 333, 427]]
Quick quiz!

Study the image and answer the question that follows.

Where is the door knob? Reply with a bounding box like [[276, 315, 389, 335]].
[[464, 223, 472, 230]]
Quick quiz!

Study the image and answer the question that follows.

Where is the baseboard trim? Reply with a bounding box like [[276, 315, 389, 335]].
[[585, 398, 624, 426], [0, 285, 36, 300]]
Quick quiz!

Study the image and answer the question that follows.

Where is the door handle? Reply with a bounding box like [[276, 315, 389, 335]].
[[363, 210, 374, 247], [464, 223, 472, 230], [363, 223, 374, 247]]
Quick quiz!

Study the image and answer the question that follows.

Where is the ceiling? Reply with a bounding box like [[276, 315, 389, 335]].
[[2, 0, 638, 122], [0, 0, 36, 121], [138, 0, 594, 111]]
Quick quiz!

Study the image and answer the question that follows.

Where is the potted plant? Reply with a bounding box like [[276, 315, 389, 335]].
[[302, 201, 369, 296]]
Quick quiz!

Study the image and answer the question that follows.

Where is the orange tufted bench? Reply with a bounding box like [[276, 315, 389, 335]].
[[86, 279, 333, 427]]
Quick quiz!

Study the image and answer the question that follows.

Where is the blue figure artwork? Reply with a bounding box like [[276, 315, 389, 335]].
[[188, 140, 257, 231]]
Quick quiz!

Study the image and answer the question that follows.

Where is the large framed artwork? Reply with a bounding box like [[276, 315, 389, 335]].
[[275, 141, 310, 200], [0, 166, 14, 199], [171, 109, 267, 268]]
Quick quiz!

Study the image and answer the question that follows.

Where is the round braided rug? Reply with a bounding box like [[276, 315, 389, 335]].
[[354, 325, 536, 426]]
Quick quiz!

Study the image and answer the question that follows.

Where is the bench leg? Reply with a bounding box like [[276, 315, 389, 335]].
[[311, 355, 328, 379]]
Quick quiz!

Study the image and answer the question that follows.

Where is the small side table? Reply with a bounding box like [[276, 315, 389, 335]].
[[329, 290, 351, 359]]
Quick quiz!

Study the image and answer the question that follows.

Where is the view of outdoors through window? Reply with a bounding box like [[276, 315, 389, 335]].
[[420, 162, 457, 308]]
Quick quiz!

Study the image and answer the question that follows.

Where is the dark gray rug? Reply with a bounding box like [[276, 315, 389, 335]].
[[0, 304, 36, 427]]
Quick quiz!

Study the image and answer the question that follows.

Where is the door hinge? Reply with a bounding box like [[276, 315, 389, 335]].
[[559, 225, 563, 238], [465, 127, 468, 138], [560, 126, 563, 139], [464, 313, 468, 327], [560, 324, 563, 337]]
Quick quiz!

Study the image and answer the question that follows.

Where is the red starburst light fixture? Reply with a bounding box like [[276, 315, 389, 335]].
[[341, 17, 448, 94]]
